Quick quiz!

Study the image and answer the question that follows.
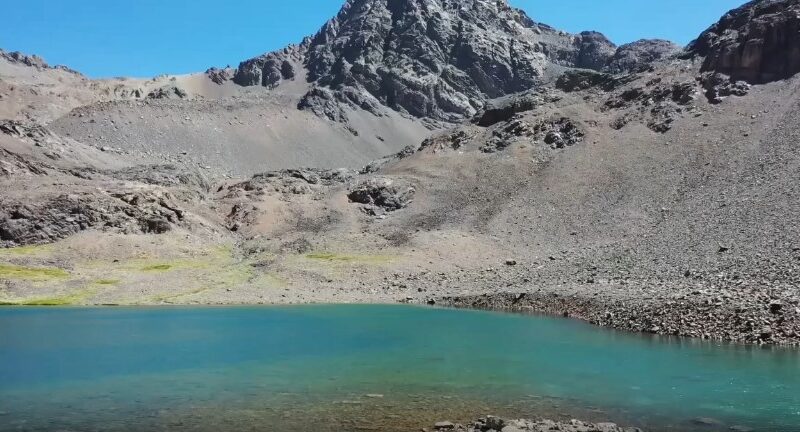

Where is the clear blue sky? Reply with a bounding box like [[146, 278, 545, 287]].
[[0, 0, 745, 78]]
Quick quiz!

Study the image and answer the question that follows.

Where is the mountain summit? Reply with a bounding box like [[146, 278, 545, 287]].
[[233, 0, 676, 123]]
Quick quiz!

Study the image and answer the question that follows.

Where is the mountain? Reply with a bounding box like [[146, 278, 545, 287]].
[[232, 0, 672, 123], [0, 0, 799, 346]]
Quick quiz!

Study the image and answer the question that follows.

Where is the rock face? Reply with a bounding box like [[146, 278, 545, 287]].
[[233, 44, 305, 88], [0, 191, 186, 247], [235, 0, 625, 123], [606, 39, 681, 73], [574, 31, 618, 70], [0, 49, 49, 69], [687, 0, 800, 83]]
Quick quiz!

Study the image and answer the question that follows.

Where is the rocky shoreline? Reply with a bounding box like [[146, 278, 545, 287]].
[[429, 417, 642, 432], [436, 287, 800, 347]]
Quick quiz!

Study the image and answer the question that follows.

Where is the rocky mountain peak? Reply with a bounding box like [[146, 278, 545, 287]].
[[233, 0, 629, 123], [687, 0, 800, 83]]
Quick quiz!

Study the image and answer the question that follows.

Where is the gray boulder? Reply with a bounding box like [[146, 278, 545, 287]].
[[348, 177, 415, 214]]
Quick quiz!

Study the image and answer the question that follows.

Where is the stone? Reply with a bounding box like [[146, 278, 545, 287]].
[[348, 177, 415, 213], [691, 417, 724, 427], [505, 259, 518, 266], [434, 421, 455, 430], [485, 416, 505, 431]]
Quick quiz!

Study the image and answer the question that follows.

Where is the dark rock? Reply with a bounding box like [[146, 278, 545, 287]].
[[348, 177, 415, 213], [420, 130, 473, 152], [233, 44, 303, 88], [476, 90, 558, 127], [0, 49, 50, 69], [144, 218, 171, 234], [205, 67, 235, 85], [687, 0, 800, 83], [606, 39, 681, 74], [535, 117, 585, 149], [700, 72, 750, 104], [691, 417, 724, 427], [147, 86, 188, 100], [556, 70, 621, 93], [0, 191, 185, 247], [574, 31, 618, 70]]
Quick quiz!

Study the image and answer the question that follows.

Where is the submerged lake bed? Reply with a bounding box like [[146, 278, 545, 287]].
[[0, 305, 798, 432]]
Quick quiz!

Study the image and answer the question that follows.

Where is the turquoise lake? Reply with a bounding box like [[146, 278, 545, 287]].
[[0, 305, 798, 431]]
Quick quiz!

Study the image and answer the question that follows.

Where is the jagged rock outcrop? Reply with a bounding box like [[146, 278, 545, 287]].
[[233, 44, 305, 88], [348, 176, 415, 215], [235, 0, 623, 123], [205, 67, 235, 85], [146, 86, 188, 99], [0, 49, 49, 69], [0, 191, 186, 247], [475, 89, 560, 126], [606, 39, 681, 73], [573, 31, 617, 70], [0, 49, 79, 74], [555, 70, 623, 92], [687, 0, 800, 83]]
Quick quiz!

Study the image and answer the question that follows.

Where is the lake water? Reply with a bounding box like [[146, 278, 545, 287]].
[[0, 305, 798, 432]]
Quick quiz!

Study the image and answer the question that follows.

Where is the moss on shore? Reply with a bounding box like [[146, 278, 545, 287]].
[[0, 264, 69, 280]]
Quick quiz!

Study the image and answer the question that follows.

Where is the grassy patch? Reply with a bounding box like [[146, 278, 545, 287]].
[[0, 244, 53, 257], [304, 252, 394, 264], [93, 279, 120, 286], [0, 264, 69, 280], [1, 288, 97, 306], [141, 264, 173, 272]]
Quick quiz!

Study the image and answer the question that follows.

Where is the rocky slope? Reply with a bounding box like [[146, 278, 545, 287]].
[[0, 0, 799, 348]]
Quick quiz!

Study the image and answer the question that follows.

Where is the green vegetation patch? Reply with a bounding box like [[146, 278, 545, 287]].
[[0, 264, 69, 280], [305, 252, 394, 264], [93, 279, 121, 286], [0, 244, 54, 257], [1, 288, 97, 306], [141, 264, 173, 272]]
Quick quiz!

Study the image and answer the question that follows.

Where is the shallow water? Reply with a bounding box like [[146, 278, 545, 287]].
[[0, 305, 798, 432]]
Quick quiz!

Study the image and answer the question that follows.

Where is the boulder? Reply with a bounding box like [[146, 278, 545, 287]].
[[348, 177, 415, 214]]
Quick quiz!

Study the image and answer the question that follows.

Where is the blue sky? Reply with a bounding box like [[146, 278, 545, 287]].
[[0, 0, 744, 78]]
